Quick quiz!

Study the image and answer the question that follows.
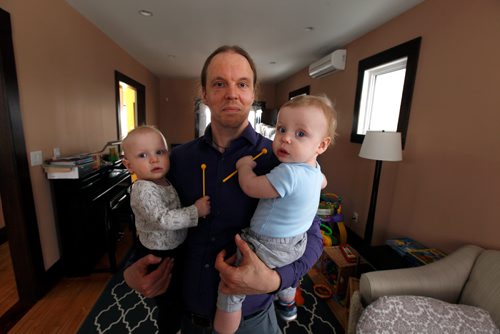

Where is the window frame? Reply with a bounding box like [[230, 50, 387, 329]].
[[288, 85, 310, 100], [351, 37, 421, 148]]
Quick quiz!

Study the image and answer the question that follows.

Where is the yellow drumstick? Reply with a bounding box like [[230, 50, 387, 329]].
[[201, 163, 206, 196], [222, 148, 268, 183]]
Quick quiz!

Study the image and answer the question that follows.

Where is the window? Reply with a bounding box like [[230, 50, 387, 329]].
[[289, 85, 310, 100], [351, 37, 421, 148]]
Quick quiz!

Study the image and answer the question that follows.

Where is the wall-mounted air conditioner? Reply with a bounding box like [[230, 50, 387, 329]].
[[308, 49, 346, 78]]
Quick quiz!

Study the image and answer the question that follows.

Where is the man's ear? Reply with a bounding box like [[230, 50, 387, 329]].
[[316, 137, 332, 155], [201, 89, 207, 104]]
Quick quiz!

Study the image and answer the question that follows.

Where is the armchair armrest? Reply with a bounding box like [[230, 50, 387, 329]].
[[347, 290, 364, 334], [360, 245, 483, 305]]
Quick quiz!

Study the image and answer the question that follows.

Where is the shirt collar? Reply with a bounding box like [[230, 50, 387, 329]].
[[202, 123, 258, 148]]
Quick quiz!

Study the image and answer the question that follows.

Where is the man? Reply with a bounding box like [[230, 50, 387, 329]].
[[124, 45, 323, 333]]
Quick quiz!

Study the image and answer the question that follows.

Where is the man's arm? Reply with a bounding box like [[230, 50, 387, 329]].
[[214, 216, 323, 295]]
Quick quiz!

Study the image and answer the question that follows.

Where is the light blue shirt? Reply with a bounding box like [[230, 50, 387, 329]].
[[250, 162, 323, 238]]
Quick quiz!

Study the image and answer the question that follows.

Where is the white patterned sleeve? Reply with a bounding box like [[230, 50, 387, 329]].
[[131, 181, 199, 231]]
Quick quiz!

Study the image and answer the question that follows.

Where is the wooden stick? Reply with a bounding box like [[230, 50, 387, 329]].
[[201, 163, 206, 196], [222, 148, 268, 183]]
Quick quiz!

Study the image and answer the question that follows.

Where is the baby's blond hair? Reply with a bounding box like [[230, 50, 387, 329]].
[[280, 95, 338, 145], [121, 126, 168, 158]]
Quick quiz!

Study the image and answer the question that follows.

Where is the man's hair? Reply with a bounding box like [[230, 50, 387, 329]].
[[280, 95, 338, 145], [200, 45, 257, 90], [121, 125, 168, 156]]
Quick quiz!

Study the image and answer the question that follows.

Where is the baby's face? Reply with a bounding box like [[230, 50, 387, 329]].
[[123, 131, 170, 181], [273, 105, 330, 166]]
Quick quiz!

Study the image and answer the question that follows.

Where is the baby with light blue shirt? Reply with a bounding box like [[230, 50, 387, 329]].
[[214, 94, 338, 334]]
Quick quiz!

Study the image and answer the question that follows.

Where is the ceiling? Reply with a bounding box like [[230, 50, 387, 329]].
[[66, 0, 423, 83]]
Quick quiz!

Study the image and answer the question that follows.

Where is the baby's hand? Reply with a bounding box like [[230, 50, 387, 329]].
[[195, 196, 211, 217], [236, 156, 256, 170]]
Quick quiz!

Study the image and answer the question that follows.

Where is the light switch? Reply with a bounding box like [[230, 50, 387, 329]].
[[30, 150, 43, 166]]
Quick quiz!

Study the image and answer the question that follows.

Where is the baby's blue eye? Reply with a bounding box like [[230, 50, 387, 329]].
[[156, 149, 167, 155], [138, 153, 147, 158], [296, 131, 305, 137], [277, 127, 286, 134]]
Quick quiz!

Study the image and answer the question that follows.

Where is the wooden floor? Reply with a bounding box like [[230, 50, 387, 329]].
[[8, 272, 111, 333], [0, 242, 18, 317], [5, 228, 134, 333]]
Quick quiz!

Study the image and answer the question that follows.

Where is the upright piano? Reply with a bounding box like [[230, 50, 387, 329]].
[[50, 161, 132, 276]]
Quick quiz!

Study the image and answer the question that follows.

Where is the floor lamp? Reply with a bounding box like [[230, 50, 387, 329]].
[[359, 131, 402, 246]]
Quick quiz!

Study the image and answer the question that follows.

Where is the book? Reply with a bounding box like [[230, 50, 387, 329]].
[[386, 237, 446, 266], [406, 248, 446, 265], [46, 154, 94, 166], [43, 160, 96, 179], [386, 237, 427, 257]]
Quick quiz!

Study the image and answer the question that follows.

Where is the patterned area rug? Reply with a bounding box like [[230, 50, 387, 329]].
[[78, 269, 341, 333]]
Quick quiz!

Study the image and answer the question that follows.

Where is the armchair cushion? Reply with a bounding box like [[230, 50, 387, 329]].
[[357, 295, 499, 334]]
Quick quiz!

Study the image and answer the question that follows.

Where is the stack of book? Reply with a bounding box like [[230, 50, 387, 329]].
[[386, 237, 446, 266], [43, 154, 96, 179]]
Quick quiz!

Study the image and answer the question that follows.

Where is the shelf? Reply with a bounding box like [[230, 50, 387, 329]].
[[308, 266, 348, 330]]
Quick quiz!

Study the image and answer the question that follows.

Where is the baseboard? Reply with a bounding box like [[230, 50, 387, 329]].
[[0, 301, 33, 333], [44, 259, 64, 290]]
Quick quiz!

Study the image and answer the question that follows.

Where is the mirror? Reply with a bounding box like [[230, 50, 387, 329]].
[[351, 37, 421, 148]]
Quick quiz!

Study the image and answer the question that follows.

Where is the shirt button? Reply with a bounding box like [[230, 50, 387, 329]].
[[204, 263, 210, 268], [211, 237, 216, 242]]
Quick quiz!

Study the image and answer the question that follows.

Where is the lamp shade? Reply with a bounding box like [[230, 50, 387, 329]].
[[359, 131, 402, 161]]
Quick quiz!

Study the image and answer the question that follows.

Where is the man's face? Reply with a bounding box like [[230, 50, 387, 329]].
[[202, 51, 255, 130]]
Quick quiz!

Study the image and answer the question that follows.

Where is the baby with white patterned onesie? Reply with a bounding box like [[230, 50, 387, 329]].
[[122, 125, 210, 260], [122, 125, 210, 333]]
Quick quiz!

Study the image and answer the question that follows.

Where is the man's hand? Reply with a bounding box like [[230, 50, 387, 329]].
[[123, 255, 174, 297], [215, 234, 281, 295]]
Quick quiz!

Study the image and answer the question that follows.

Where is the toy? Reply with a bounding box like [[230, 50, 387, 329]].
[[340, 244, 357, 263], [295, 285, 305, 306], [317, 193, 347, 245], [320, 223, 337, 246], [201, 163, 206, 196], [222, 148, 267, 182], [313, 283, 333, 299]]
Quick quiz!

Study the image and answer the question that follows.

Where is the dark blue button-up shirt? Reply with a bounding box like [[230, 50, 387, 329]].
[[168, 124, 323, 318]]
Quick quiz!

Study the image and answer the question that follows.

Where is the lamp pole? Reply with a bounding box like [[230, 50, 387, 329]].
[[364, 159, 383, 245]]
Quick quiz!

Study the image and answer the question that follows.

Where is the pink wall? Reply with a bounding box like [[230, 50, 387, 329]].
[[159, 78, 200, 146], [2, 0, 499, 271], [276, 0, 500, 252], [0, 0, 159, 268]]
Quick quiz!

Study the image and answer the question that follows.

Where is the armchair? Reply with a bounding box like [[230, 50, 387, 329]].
[[348, 245, 500, 333]]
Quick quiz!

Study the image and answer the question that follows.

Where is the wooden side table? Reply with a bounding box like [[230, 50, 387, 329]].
[[308, 245, 363, 330], [319, 246, 360, 297]]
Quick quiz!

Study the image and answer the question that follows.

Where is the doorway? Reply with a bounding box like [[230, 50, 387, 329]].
[[0, 7, 46, 331], [114, 71, 146, 141]]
